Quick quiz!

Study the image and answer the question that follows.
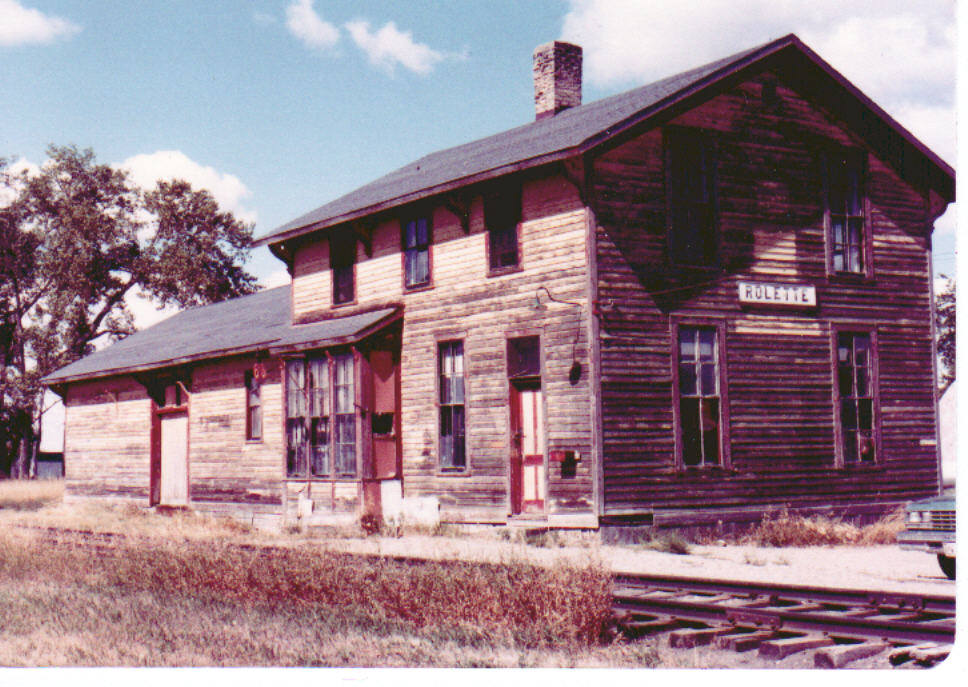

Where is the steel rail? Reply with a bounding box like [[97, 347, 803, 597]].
[[613, 573, 955, 645], [614, 572, 955, 613]]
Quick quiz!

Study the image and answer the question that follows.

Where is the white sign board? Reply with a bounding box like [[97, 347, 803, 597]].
[[738, 281, 816, 307]]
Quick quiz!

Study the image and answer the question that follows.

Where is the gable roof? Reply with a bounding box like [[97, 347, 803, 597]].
[[42, 286, 399, 386], [256, 34, 954, 250]]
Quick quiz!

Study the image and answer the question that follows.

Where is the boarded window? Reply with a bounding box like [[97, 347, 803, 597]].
[[667, 131, 716, 266], [244, 370, 262, 440], [507, 336, 540, 378], [827, 151, 866, 274], [331, 234, 356, 304], [403, 215, 431, 288], [837, 332, 876, 463], [485, 186, 521, 270], [677, 326, 722, 467], [439, 340, 466, 469]]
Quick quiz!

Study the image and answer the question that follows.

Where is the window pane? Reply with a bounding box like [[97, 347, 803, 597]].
[[832, 217, 845, 248], [698, 329, 715, 361], [700, 363, 717, 395], [679, 329, 696, 360], [286, 361, 305, 418], [858, 399, 873, 431], [679, 363, 697, 395], [417, 217, 428, 245], [701, 398, 720, 466], [841, 400, 857, 429], [416, 250, 429, 284], [249, 406, 262, 440], [838, 366, 853, 397], [404, 221, 416, 249], [843, 430, 858, 463], [287, 418, 306, 476], [858, 431, 875, 462], [680, 398, 701, 466], [846, 166, 862, 215]]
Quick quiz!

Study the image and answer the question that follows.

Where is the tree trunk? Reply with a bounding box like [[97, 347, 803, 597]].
[[10, 411, 34, 479]]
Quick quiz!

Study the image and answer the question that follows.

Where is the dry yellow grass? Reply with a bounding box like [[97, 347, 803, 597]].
[[0, 523, 615, 666], [0, 478, 64, 511], [741, 508, 906, 547]]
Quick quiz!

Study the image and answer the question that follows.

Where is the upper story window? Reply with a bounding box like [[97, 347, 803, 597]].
[[330, 234, 356, 305], [676, 325, 723, 467], [667, 130, 717, 267], [244, 370, 262, 441], [438, 340, 466, 470], [826, 150, 867, 275], [402, 215, 431, 289], [485, 185, 522, 272], [836, 331, 877, 464]]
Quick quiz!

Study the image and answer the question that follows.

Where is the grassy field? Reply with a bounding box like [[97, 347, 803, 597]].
[[0, 479, 910, 667]]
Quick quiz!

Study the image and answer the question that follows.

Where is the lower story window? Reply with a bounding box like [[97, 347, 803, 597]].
[[837, 332, 876, 463], [286, 353, 356, 478], [677, 325, 722, 467], [439, 340, 466, 469]]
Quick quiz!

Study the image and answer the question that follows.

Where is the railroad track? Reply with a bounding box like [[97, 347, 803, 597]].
[[613, 572, 956, 667], [14, 526, 957, 667]]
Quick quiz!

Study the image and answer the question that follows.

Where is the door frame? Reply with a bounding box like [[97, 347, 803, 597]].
[[149, 381, 191, 507], [508, 376, 547, 516]]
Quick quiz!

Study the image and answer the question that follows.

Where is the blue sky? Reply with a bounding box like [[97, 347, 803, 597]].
[[2, 0, 958, 317]]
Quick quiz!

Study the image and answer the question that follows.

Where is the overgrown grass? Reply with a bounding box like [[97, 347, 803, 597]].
[[0, 526, 614, 665], [740, 508, 906, 547], [0, 479, 64, 511]]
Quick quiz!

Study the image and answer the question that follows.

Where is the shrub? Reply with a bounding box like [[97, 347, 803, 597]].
[[742, 508, 905, 547]]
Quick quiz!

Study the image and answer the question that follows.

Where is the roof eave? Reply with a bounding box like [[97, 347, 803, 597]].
[[257, 33, 954, 249], [41, 339, 282, 387]]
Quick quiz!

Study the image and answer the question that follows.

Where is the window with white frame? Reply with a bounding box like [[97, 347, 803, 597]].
[[438, 340, 466, 469], [677, 325, 722, 467], [286, 353, 355, 478]]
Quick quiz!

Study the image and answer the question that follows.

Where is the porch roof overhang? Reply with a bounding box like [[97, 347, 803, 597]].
[[42, 284, 401, 388]]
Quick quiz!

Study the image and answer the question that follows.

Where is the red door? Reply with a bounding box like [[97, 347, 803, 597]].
[[510, 381, 545, 515]]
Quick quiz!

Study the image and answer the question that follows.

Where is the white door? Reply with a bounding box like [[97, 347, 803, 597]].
[[160, 413, 188, 505]]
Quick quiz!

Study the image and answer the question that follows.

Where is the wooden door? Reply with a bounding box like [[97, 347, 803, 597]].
[[510, 382, 545, 514], [160, 413, 188, 506]]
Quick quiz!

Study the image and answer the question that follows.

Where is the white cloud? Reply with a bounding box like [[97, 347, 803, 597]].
[[0, 156, 40, 206], [0, 0, 80, 46], [285, 0, 339, 50], [119, 150, 257, 224], [345, 19, 444, 75], [262, 268, 291, 289], [127, 285, 180, 331]]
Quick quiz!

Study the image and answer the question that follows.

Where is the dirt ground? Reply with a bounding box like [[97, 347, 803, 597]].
[[305, 530, 954, 597]]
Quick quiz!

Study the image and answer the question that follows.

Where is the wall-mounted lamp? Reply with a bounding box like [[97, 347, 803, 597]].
[[532, 286, 585, 385]]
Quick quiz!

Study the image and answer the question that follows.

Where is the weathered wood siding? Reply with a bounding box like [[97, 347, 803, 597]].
[[290, 174, 596, 522], [591, 71, 939, 517], [187, 356, 284, 523], [63, 376, 151, 502]]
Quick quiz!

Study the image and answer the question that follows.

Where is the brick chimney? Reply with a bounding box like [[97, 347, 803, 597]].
[[533, 41, 582, 120]]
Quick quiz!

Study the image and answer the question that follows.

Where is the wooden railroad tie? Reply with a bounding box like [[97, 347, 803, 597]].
[[758, 634, 835, 659], [814, 642, 889, 669]]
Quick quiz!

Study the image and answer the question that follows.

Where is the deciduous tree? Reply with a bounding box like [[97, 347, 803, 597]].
[[936, 275, 955, 392], [1, 146, 257, 477]]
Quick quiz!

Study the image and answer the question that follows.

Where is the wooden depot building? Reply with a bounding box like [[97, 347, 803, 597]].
[[44, 35, 954, 529]]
